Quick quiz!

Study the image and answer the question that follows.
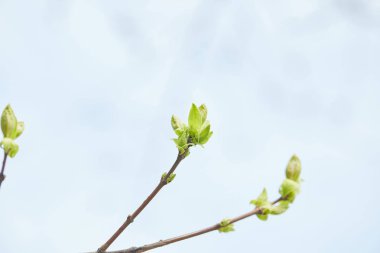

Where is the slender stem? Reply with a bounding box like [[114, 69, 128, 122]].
[[94, 197, 284, 253], [97, 152, 186, 253], [0, 152, 8, 189]]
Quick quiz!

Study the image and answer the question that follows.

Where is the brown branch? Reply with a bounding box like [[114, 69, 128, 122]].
[[93, 197, 284, 253], [0, 152, 8, 189], [97, 151, 186, 253]]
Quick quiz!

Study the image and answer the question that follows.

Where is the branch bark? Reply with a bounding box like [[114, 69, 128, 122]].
[[92, 197, 283, 253], [0, 152, 8, 189], [97, 151, 186, 252]]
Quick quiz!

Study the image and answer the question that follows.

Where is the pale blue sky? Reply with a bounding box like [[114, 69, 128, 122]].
[[1, 1, 380, 253]]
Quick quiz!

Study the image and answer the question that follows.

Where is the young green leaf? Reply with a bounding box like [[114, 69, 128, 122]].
[[257, 214, 268, 221], [270, 201, 290, 215], [14, 121, 24, 139], [250, 188, 268, 207], [198, 104, 208, 124], [177, 132, 188, 147], [198, 122, 211, 144], [261, 202, 273, 215], [199, 131, 213, 145], [173, 131, 189, 154], [188, 103, 202, 136], [250, 188, 275, 220]]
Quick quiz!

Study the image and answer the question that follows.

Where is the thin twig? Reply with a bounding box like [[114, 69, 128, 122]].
[[97, 151, 186, 253], [0, 152, 8, 189], [92, 197, 284, 253]]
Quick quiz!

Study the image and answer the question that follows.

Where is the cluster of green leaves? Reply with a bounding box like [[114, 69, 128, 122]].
[[218, 219, 235, 233], [250, 188, 290, 221], [171, 103, 213, 155], [250, 155, 302, 221], [1, 105, 24, 158]]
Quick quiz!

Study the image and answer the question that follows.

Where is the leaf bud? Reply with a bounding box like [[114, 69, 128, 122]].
[[279, 179, 300, 203], [1, 105, 17, 139], [1, 138, 19, 158], [198, 104, 208, 123], [171, 115, 186, 136], [218, 219, 235, 233], [286, 154, 302, 181]]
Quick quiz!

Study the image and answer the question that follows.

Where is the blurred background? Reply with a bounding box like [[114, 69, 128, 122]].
[[1, 0, 379, 252]]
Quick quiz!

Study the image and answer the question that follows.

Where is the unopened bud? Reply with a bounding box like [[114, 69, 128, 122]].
[[198, 104, 208, 123], [1, 105, 17, 139], [286, 154, 302, 181], [171, 115, 186, 136]]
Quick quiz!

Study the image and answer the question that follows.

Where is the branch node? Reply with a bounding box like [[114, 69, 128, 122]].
[[127, 215, 134, 223]]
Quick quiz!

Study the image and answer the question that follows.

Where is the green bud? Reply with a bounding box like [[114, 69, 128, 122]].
[[171, 115, 186, 136], [173, 131, 189, 154], [279, 179, 300, 203], [1, 138, 19, 158], [1, 105, 17, 139], [286, 154, 302, 181], [161, 172, 176, 184], [168, 173, 176, 183], [198, 104, 208, 123], [218, 219, 235, 233]]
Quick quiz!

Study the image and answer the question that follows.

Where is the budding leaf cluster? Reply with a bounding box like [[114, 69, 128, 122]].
[[279, 155, 302, 203], [250, 155, 302, 221], [1, 105, 24, 158], [161, 172, 176, 184], [250, 188, 273, 221], [218, 219, 234, 233], [171, 103, 213, 155]]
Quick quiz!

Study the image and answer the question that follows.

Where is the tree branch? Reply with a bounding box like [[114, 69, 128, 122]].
[[0, 152, 8, 189], [92, 197, 283, 253], [97, 151, 186, 252]]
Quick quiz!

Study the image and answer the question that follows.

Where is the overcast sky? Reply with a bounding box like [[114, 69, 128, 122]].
[[1, 1, 380, 253]]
